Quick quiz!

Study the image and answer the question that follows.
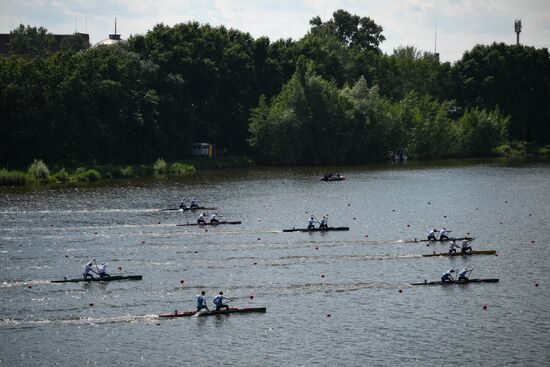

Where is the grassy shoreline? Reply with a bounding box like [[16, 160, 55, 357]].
[[0, 157, 255, 187]]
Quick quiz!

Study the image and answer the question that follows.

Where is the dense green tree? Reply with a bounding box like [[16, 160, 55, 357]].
[[8, 24, 54, 57], [59, 33, 90, 53]]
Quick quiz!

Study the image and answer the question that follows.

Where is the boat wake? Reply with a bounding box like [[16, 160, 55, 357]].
[[0, 314, 159, 329]]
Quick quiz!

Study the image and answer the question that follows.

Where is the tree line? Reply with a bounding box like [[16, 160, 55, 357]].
[[1, 10, 549, 168]]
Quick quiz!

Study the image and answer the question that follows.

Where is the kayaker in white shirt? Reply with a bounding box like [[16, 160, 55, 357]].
[[439, 228, 451, 241], [197, 213, 206, 224], [97, 263, 110, 278], [190, 197, 198, 208], [461, 240, 472, 253], [308, 216, 316, 229], [427, 229, 438, 241], [83, 261, 95, 279], [448, 240, 460, 254], [319, 216, 328, 229], [441, 269, 455, 282], [458, 267, 473, 281], [179, 198, 187, 209], [210, 213, 219, 224], [213, 291, 231, 311]]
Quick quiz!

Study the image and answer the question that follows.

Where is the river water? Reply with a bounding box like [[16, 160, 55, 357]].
[[1, 159, 549, 366]]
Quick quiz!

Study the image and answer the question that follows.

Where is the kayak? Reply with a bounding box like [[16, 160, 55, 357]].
[[283, 226, 349, 232], [176, 221, 241, 226], [416, 237, 475, 243], [320, 176, 346, 181], [160, 206, 217, 211], [422, 250, 497, 257], [411, 278, 499, 286], [51, 275, 143, 283], [159, 307, 267, 318]]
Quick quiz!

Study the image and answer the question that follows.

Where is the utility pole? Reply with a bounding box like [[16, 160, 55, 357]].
[[514, 19, 522, 45]]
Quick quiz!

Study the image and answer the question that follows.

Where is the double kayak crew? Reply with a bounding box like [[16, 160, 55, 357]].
[[458, 267, 473, 281], [427, 228, 438, 241], [196, 290, 210, 312], [213, 291, 231, 310], [441, 268, 455, 282], [197, 213, 207, 224], [448, 240, 460, 253], [319, 216, 328, 229], [190, 197, 198, 209], [97, 263, 110, 278], [461, 240, 472, 253], [439, 228, 451, 241], [83, 261, 95, 279], [307, 216, 316, 229], [210, 213, 219, 224]]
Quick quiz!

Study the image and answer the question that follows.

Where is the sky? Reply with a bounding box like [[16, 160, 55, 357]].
[[1, 0, 549, 62]]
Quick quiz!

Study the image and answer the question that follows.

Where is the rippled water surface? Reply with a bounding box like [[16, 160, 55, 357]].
[[1, 160, 550, 366]]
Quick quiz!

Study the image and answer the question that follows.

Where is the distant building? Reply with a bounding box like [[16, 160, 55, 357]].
[[192, 143, 215, 158], [94, 18, 125, 47], [0, 33, 90, 56]]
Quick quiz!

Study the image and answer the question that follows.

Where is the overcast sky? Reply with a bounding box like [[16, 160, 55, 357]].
[[1, 0, 549, 62]]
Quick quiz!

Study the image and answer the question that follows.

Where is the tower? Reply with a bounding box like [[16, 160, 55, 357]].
[[514, 19, 522, 45]]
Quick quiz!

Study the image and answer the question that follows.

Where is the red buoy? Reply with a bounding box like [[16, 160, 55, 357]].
[[205, 229, 208, 232], [253, 262, 257, 265], [180, 280, 184, 284], [531, 240, 535, 244], [428, 202, 431, 205], [398, 289, 402, 293], [535, 283, 539, 287], [407, 224, 410, 227], [65, 254, 69, 257], [89, 303, 94, 307], [443, 215, 447, 218], [27, 285, 32, 289], [327, 314, 331, 317], [365, 234, 368, 237], [257, 238, 261, 240], [157, 221, 160, 224], [483, 304, 487, 310], [315, 247, 319, 250], [353, 217, 356, 220], [118, 266, 122, 270], [321, 274, 325, 278], [249, 295, 254, 299]]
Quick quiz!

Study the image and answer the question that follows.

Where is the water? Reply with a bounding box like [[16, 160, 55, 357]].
[[1, 159, 550, 366]]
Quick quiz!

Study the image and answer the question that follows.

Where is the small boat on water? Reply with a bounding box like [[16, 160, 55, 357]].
[[422, 250, 496, 257], [176, 221, 241, 227], [159, 307, 267, 318], [411, 278, 499, 286], [283, 226, 349, 232], [320, 174, 346, 182], [160, 206, 217, 211], [51, 275, 143, 283], [416, 237, 475, 243]]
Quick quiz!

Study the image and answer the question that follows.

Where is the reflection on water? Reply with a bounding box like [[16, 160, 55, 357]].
[[1, 159, 550, 366]]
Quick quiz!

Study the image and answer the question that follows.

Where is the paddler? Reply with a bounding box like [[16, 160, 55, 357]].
[[441, 268, 455, 282], [448, 240, 460, 254], [213, 291, 231, 311], [427, 228, 438, 241], [190, 197, 198, 209], [458, 267, 473, 281], [439, 228, 451, 241], [97, 262, 110, 278], [319, 216, 328, 229], [179, 197, 187, 209], [196, 290, 210, 312], [307, 216, 316, 229], [210, 213, 220, 224], [197, 213, 207, 225], [83, 261, 96, 279], [461, 240, 472, 253]]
